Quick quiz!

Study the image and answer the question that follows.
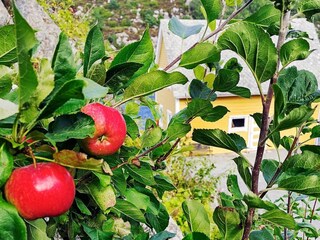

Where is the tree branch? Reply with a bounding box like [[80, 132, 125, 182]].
[[242, 9, 291, 240]]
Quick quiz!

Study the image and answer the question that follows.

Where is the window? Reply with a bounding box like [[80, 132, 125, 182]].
[[229, 116, 248, 132]]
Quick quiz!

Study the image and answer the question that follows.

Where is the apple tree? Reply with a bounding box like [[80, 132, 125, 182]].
[[1, 0, 320, 240]]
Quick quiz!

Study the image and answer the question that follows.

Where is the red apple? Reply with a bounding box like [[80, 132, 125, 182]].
[[4, 162, 75, 220], [80, 103, 127, 156]]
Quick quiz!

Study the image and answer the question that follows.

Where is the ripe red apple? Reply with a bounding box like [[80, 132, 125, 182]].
[[4, 162, 75, 220], [80, 103, 127, 156]]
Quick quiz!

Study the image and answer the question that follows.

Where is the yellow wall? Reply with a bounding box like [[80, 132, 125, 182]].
[[178, 96, 319, 154]]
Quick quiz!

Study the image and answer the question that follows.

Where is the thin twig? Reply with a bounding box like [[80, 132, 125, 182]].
[[156, 138, 181, 165]]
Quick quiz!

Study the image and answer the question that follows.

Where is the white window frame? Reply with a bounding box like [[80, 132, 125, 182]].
[[228, 115, 248, 132]]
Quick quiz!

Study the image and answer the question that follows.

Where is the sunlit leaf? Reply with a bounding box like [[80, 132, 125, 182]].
[[182, 200, 210, 238], [123, 71, 187, 102], [218, 22, 277, 83], [83, 24, 105, 77], [110, 28, 153, 77], [0, 143, 13, 188], [213, 206, 243, 240], [260, 209, 296, 229], [200, 0, 222, 23], [0, 25, 17, 65], [180, 43, 220, 69], [26, 219, 50, 240], [280, 39, 311, 67], [0, 199, 27, 240], [112, 199, 146, 223]]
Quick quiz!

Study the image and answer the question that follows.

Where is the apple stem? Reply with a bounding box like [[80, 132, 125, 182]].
[[27, 146, 37, 168]]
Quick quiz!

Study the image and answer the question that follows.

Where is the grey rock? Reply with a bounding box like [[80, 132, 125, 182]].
[[15, 0, 61, 59], [0, 1, 12, 26]]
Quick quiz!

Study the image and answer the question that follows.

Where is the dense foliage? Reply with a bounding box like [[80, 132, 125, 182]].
[[1, 0, 320, 239]]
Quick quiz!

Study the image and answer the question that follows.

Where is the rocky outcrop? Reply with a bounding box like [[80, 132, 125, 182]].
[[1, 0, 61, 59], [0, 1, 11, 25]]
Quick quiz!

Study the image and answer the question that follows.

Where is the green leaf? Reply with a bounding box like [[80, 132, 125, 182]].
[[180, 43, 220, 69], [244, 4, 280, 32], [168, 16, 203, 39], [38, 79, 84, 120], [123, 115, 140, 140], [189, 79, 217, 101], [228, 86, 251, 98], [141, 127, 162, 148], [311, 125, 320, 138], [201, 106, 229, 122], [227, 175, 243, 199], [52, 33, 77, 87], [87, 174, 116, 212], [261, 159, 279, 184], [0, 143, 13, 187], [82, 77, 109, 99], [200, 0, 222, 23], [233, 157, 252, 189], [278, 172, 320, 197], [83, 224, 113, 240], [83, 24, 105, 77], [218, 22, 277, 83], [54, 99, 86, 116], [0, 200, 27, 240], [87, 62, 106, 85], [35, 59, 55, 106], [0, 99, 18, 120], [167, 120, 191, 141], [46, 113, 95, 142], [277, 67, 319, 108], [125, 162, 156, 186], [280, 39, 311, 67], [0, 25, 17, 65], [0, 73, 12, 98], [183, 232, 210, 240], [282, 151, 320, 172], [26, 219, 50, 240], [13, 4, 38, 108], [112, 168, 127, 195], [276, 105, 315, 131], [243, 192, 277, 210], [123, 71, 187, 102], [110, 29, 153, 77], [213, 206, 243, 240], [249, 228, 274, 240], [298, 0, 320, 20], [153, 174, 176, 192], [149, 231, 175, 240], [296, 222, 318, 238], [182, 200, 210, 238], [192, 129, 246, 153], [112, 199, 146, 223], [213, 69, 239, 92], [124, 188, 150, 211], [75, 198, 92, 216], [105, 62, 143, 93], [193, 65, 206, 80], [260, 209, 296, 229], [146, 204, 170, 233]]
